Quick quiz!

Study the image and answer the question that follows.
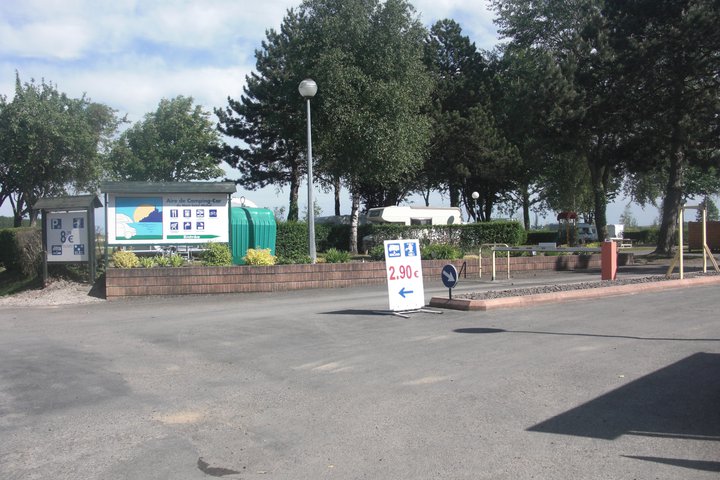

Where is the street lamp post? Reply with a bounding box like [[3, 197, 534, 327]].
[[299, 78, 318, 263], [471, 191, 480, 222]]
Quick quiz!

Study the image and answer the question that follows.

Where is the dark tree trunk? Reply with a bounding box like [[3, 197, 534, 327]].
[[654, 149, 685, 256], [449, 184, 461, 208], [334, 176, 341, 216], [522, 188, 531, 231], [11, 195, 25, 227], [483, 195, 493, 222], [287, 166, 300, 222], [589, 161, 608, 242]]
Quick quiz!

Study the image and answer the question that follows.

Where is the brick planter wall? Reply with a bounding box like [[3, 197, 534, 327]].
[[105, 253, 632, 299]]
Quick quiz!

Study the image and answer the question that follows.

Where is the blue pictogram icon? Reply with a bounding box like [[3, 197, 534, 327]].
[[399, 287, 414, 298], [404, 242, 418, 257], [387, 243, 401, 258]]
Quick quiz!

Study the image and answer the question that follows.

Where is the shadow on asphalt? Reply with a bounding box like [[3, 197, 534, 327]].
[[622, 456, 720, 473], [525, 352, 720, 471], [453, 328, 720, 342], [322, 309, 398, 316], [451, 331, 720, 472], [523, 353, 720, 472]]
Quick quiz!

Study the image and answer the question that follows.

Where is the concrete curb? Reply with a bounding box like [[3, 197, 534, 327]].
[[429, 275, 720, 311]]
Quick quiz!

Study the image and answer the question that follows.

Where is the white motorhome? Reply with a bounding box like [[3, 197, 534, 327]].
[[366, 206, 463, 226], [577, 223, 598, 243]]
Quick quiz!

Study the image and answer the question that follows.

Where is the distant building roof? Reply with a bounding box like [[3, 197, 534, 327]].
[[34, 194, 103, 210], [100, 181, 237, 194]]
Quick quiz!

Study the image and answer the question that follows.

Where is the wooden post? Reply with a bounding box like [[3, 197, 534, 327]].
[[679, 208, 684, 280], [41, 210, 48, 286], [702, 208, 707, 273]]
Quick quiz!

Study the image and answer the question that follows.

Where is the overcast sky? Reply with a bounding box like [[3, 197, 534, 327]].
[[0, 0, 659, 225]]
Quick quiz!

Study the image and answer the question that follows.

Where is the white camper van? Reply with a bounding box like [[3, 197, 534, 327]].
[[366, 206, 463, 226], [577, 223, 598, 243]]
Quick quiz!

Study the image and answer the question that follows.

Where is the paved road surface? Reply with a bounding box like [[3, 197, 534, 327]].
[[1, 281, 718, 479]]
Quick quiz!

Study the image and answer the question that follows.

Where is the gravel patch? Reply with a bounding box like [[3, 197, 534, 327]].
[[457, 271, 720, 301], [0, 279, 103, 307]]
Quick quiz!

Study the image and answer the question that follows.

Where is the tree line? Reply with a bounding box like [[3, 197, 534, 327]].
[[1, 0, 718, 255]]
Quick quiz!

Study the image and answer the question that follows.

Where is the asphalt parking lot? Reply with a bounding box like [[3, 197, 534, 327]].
[[1, 281, 719, 479]]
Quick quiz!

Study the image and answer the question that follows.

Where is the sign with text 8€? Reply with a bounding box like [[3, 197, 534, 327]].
[[383, 239, 425, 311]]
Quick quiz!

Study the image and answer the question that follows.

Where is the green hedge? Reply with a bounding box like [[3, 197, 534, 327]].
[[276, 222, 309, 258], [0, 227, 42, 277], [623, 228, 658, 245], [316, 223, 352, 252], [526, 230, 559, 245], [358, 221, 526, 252], [457, 222, 526, 249], [278, 222, 352, 257], [276, 220, 526, 258], [0, 216, 30, 228]]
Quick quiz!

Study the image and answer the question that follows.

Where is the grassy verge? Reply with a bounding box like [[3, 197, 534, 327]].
[[0, 268, 41, 297]]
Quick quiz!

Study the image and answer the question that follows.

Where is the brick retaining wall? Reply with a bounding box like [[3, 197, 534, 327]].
[[105, 253, 632, 299]]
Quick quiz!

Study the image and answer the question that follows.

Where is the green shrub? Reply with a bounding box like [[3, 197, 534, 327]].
[[112, 250, 139, 268], [624, 228, 659, 246], [168, 254, 185, 267], [201, 243, 233, 266], [0, 228, 42, 277], [276, 222, 309, 259], [276, 254, 312, 265], [277, 221, 353, 259], [369, 244, 386, 261], [154, 255, 171, 267], [421, 243, 462, 260], [244, 248, 276, 266], [316, 224, 352, 252], [324, 248, 351, 263], [138, 256, 156, 268]]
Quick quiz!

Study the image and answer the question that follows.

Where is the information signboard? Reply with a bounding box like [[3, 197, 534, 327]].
[[106, 193, 229, 245], [46, 211, 89, 262], [383, 239, 425, 311]]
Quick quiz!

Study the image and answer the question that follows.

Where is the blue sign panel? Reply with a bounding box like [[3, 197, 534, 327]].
[[441, 264, 458, 289]]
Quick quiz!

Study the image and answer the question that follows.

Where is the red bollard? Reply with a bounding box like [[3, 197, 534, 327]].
[[601, 241, 617, 280]]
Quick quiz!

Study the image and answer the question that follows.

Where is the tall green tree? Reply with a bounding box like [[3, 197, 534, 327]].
[[0, 74, 119, 226], [423, 19, 490, 210], [216, 9, 310, 221], [696, 196, 719, 222], [219, 0, 432, 250], [109, 96, 223, 182], [492, 47, 578, 228], [539, 152, 597, 221], [307, 0, 432, 251], [0, 94, 9, 209], [493, 0, 626, 239], [423, 18, 522, 221], [604, 0, 720, 254]]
